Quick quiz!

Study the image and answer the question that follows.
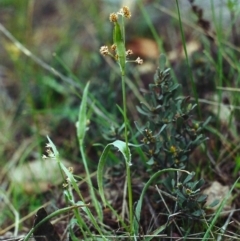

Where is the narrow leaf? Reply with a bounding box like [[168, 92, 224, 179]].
[[159, 54, 166, 71], [97, 140, 136, 206], [77, 82, 90, 143], [113, 21, 126, 75]]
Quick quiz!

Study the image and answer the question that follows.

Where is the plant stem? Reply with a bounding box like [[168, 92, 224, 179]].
[[121, 73, 133, 232]]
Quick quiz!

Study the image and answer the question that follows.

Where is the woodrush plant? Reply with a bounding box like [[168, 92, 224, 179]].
[[99, 6, 143, 234]]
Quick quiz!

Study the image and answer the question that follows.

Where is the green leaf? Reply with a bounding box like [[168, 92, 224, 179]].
[[208, 199, 220, 208], [197, 194, 208, 203], [195, 179, 205, 189], [146, 157, 154, 165], [155, 124, 167, 136], [113, 21, 126, 75], [202, 116, 212, 128], [175, 189, 187, 201], [97, 140, 137, 206], [183, 172, 195, 185], [46, 136, 59, 158], [168, 83, 179, 92], [191, 209, 205, 217], [77, 82, 90, 144], [136, 105, 151, 116], [159, 54, 166, 71]]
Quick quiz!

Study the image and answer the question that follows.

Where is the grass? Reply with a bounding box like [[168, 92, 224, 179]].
[[1, 0, 240, 240]]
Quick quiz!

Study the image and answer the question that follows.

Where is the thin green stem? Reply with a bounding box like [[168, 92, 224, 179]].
[[121, 73, 133, 232], [121, 68, 128, 148], [115, 13, 134, 233]]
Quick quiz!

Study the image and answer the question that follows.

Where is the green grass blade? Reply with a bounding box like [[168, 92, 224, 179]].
[[97, 140, 132, 206], [77, 81, 90, 143]]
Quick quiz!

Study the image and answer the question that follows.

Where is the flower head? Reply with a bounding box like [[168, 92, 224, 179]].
[[135, 57, 143, 65], [126, 49, 133, 56], [109, 13, 118, 22], [122, 6, 131, 19], [100, 45, 109, 56], [111, 44, 117, 51], [100, 6, 143, 67]]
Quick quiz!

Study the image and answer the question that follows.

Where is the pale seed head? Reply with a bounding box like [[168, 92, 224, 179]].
[[100, 45, 109, 56], [122, 6, 131, 19], [109, 13, 118, 22]]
